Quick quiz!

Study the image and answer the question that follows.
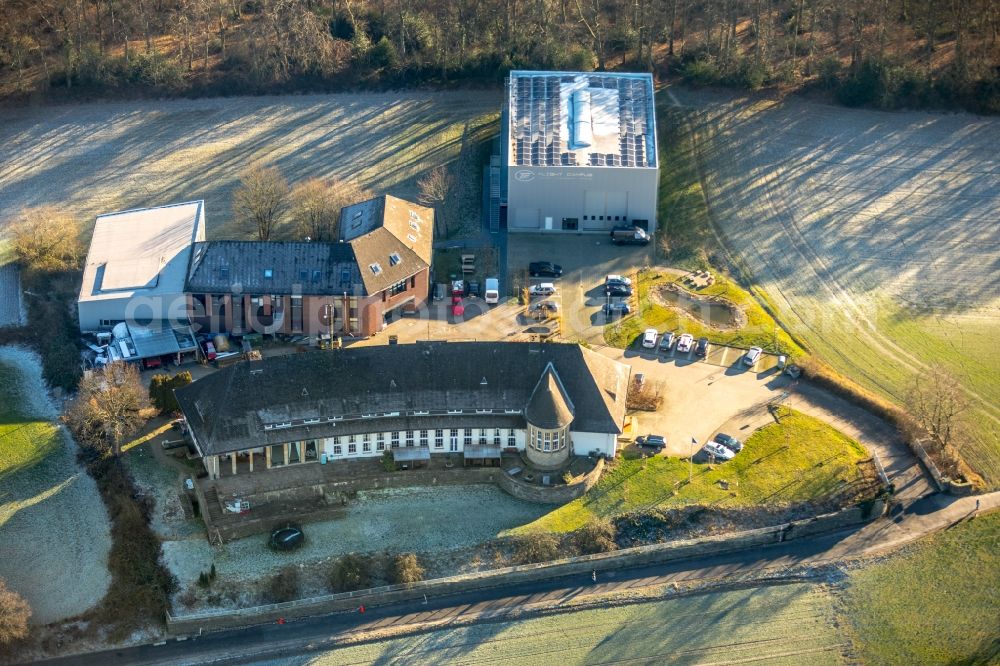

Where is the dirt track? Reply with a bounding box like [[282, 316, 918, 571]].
[[0, 91, 500, 238], [669, 86, 1000, 484]]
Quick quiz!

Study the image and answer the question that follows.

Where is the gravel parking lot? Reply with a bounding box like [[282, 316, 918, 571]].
[[161, 485, 549, 587], [0, 347, 111, 624]]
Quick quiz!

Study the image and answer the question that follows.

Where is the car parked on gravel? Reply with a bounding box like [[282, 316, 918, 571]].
[[676, 333, 694, 353], [269, 525, 305, 551], [642, 328, 658, 348], [659, 332, 676, 352], [529, 300, 559, 314], [695, 337, 710, 357], [703, 442, 736, 461], [636, 434, 666, 451], [529, 283, 557, 297], [713, 433, 743, 453], [605, 283, 633, 297], [744, 346, 763, 367], [605, 274, 632, 287], [602, 302, 631, 317], [529, 262, 563, 278]]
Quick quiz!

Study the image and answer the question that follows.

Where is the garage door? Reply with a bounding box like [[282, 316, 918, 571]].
[[510, 207, 540, 230], [606, 191, 628, 221], [583, 191, 605, 230]]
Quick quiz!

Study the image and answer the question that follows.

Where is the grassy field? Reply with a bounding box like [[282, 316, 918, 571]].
[[604, 269, 804, 355], [518, 408, 870, 533], [0, 349, 111, 623], [839, 511, 1000, 665], [276, 583, 846, 666]]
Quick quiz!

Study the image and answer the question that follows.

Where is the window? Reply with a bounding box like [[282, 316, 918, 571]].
[[419, 430, 428, 447], [407, 234, 417, 243], [313, 270, 322, 283], [464, 429, 473, 447], [476, 409, 492, 414], [264, 268, 273, 279], [543, 431, 552, 452], [340, 268, 350, 284], [333, 444, 343, 456], [478, 430, 487, 445], [413, 410, 429, 416], [406, 430, 415, 447], [348, 443, 357, 454], [362, 434, 371, 453], [389, 253, 401, 266], [348, 434, 356, 443], [389, 280, 407, 296], [493, 429, 501, 446], [434, 429, 444, 449], [391, 431, 400, 448], [449, 429, 459, 451], [447, 409, 463, 415], [377, 433, 386, 451], [370, 263, 382, 275], [299, 270, 308, 282], [409, 219, 419, 232], [291, 295, 303, 332], [219, 266, 230, 281], [507, 429, 516, 447]]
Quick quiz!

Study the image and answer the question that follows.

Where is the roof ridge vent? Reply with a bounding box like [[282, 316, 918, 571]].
[[250, 369, 263, 375], [301, 387, 309, 397], [480, 376, 488, 386], [390, 379, 397, 389]]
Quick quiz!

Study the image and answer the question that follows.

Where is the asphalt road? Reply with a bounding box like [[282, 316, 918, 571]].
[[33, 491, 1000, 666]]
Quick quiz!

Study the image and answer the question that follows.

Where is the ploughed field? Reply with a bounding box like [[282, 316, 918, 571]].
[[674, 87, 1000, 485], [0, 91, 501, 238]]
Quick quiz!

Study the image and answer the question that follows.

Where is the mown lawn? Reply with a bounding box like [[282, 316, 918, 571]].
[[604, 269, 804, 356], [519, 407, 870, 533], [839, 511, 1000, 665], [0, 365, 60, 485]]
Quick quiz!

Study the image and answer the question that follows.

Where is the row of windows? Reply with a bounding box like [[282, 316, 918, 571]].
[[329, 429, 518, 456], [530, 428, 568, 453], [582, 215, 625, 222]]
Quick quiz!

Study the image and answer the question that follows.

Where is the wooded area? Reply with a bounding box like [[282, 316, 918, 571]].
[[0, 1, 998, 110]]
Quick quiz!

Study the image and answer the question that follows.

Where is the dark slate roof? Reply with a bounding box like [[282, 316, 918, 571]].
[[185, 241, 364, 296], [339, 195, 433, 295], [525, 363, 575, 429], [175, 342, 629, 457]]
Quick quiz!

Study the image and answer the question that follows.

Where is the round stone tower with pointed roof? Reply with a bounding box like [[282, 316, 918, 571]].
[[523, 363, 575, 469]]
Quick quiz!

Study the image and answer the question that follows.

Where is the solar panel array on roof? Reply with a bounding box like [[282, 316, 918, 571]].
[[509, 72, 654, 169]]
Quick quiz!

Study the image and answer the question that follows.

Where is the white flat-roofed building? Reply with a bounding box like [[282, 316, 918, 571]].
[[502, 70, 658, 233], [78, 201, 206, 332]]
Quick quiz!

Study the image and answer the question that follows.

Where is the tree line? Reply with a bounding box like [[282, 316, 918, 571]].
[[0, 0, 997, 112]]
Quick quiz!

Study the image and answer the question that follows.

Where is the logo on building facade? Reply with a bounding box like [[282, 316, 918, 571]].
[[514, 170, 535, 182]]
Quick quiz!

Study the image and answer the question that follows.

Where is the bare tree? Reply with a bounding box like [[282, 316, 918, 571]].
[[0, 578, 31, 646], [417, 165, 453, 236], [66, 362, 151, 456], [289, 177, 373, 241], [9, 207, 83, 273], [906, 370, 968, 449], [233, 164, 290, 241]]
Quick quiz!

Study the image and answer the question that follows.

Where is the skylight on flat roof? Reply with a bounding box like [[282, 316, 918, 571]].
[[264, 268, 273, 279]]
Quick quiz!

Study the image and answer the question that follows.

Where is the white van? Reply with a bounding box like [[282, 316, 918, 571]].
[[484, 278, 500, 304]]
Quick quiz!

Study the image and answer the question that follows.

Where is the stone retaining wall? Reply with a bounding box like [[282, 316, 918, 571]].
[[497, 459, 605, 504], [166, 498, 886, 634]]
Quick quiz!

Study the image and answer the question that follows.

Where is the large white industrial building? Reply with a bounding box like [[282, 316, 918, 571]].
[[501, 70, 658, 233]]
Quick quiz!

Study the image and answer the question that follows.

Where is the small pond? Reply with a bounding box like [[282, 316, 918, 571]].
[[655, 285, 740, 328]]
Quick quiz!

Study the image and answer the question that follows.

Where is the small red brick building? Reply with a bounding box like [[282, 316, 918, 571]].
[[185, 195, 433, 338]]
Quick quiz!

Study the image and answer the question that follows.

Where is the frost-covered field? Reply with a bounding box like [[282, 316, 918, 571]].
[[0, 92, 500, 237], [162, 485, 549, 587], [0, 346, 111, 624]]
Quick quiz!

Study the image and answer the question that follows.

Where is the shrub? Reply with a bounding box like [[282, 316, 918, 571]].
[[389, 553, 425, 585], [816, 56, 843, 89], [149, 371, 193, 414], [681, 58, 721, 87], [0, 578, 31, 646], [381, 450, 396, 472], [571, 520, 619, 555], [265, 568, 300, 603], [369, 37, 399, 70], [511, 533, 562, 565], [329, 554, 372, 592]]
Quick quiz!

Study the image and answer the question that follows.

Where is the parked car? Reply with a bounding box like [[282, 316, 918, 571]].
[[609, 225, 650, 245], [451, 295, 465, 317], [713, 433, 743, 453], [605, 283, 633, 298], [676, 333, 694, 353], [602, 302, 631, 317], [484, 278, 500, 304], [641, 328, 658, 348], [703, 442, 736, 461], [695, 337, 710, 357], [743, 346, 763, 367], [529, 261, 563, 278], [202, 340, 217, 361], [605, 274, 632, 287], [269, 525, 305, 551], [529, 283, 557, 297], [529, 300, 559, 314], [659, 332, 676, 352], [636, 434, 666, 451]]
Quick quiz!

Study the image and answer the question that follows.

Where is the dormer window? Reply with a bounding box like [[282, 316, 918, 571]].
[[351, 210, 363, 229], [389, 253, 401, 266], [299, 270, 308, 281], [312, 270, 322, 282], [340, 268, 350, 283], [370, 263, 382, 275], [409, 220, 419, 232], [219, 266, 230, 281]]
